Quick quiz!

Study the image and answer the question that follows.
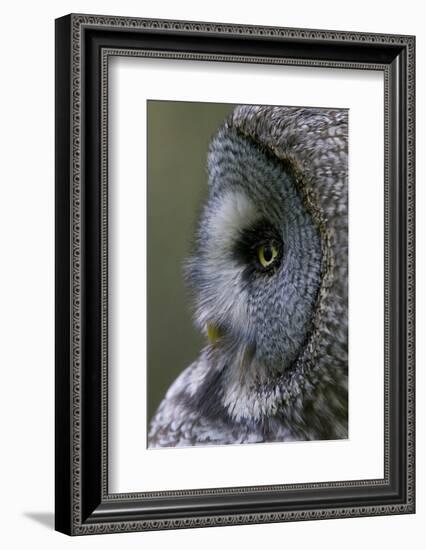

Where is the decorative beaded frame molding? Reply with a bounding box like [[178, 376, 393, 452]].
[[55, 14, 415, 536]]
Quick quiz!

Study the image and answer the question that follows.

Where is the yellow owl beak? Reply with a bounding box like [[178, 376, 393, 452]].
[[207, 323, 221, 344]]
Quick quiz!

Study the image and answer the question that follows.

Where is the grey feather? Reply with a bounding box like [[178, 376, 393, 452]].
[[148, 105, 348, 447]]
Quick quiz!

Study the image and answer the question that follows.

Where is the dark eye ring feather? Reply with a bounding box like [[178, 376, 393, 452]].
[[233, 219, 283, 276]]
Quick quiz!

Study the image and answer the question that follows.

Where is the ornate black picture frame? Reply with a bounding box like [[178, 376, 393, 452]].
[[55, 13, 415, 535]]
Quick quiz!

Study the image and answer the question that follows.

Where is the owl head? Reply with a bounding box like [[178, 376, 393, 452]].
[[184, 105, 348, 436]]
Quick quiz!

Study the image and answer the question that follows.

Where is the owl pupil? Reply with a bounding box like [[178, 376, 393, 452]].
[[263, 245, 273, 262]]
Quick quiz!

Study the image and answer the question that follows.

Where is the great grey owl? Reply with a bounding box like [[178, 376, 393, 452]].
[[148, 105, 348, 447]]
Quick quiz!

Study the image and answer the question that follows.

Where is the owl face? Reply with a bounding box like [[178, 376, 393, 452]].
[[185, 126, 322, 375]]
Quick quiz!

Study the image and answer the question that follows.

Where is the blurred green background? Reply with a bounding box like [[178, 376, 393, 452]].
[[147, 100, 235, 423]]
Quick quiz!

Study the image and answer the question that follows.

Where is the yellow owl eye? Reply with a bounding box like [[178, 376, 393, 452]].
[[257, 242, 278, 268]]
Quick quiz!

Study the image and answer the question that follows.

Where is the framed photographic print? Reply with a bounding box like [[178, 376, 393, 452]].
[[55, 14, 415, 535]]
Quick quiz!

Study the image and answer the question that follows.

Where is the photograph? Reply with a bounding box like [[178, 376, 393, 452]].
[[147, 101, 349, 448]]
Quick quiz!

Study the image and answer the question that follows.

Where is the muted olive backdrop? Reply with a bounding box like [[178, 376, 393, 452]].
[[147, 101, 235, 423]]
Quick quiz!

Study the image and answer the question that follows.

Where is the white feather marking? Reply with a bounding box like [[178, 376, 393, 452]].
[[206, 191, 259, 253], [195, 191, 260, 337]]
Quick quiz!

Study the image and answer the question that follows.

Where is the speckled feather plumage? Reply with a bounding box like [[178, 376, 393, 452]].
[[149, 105, 348, 447]]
